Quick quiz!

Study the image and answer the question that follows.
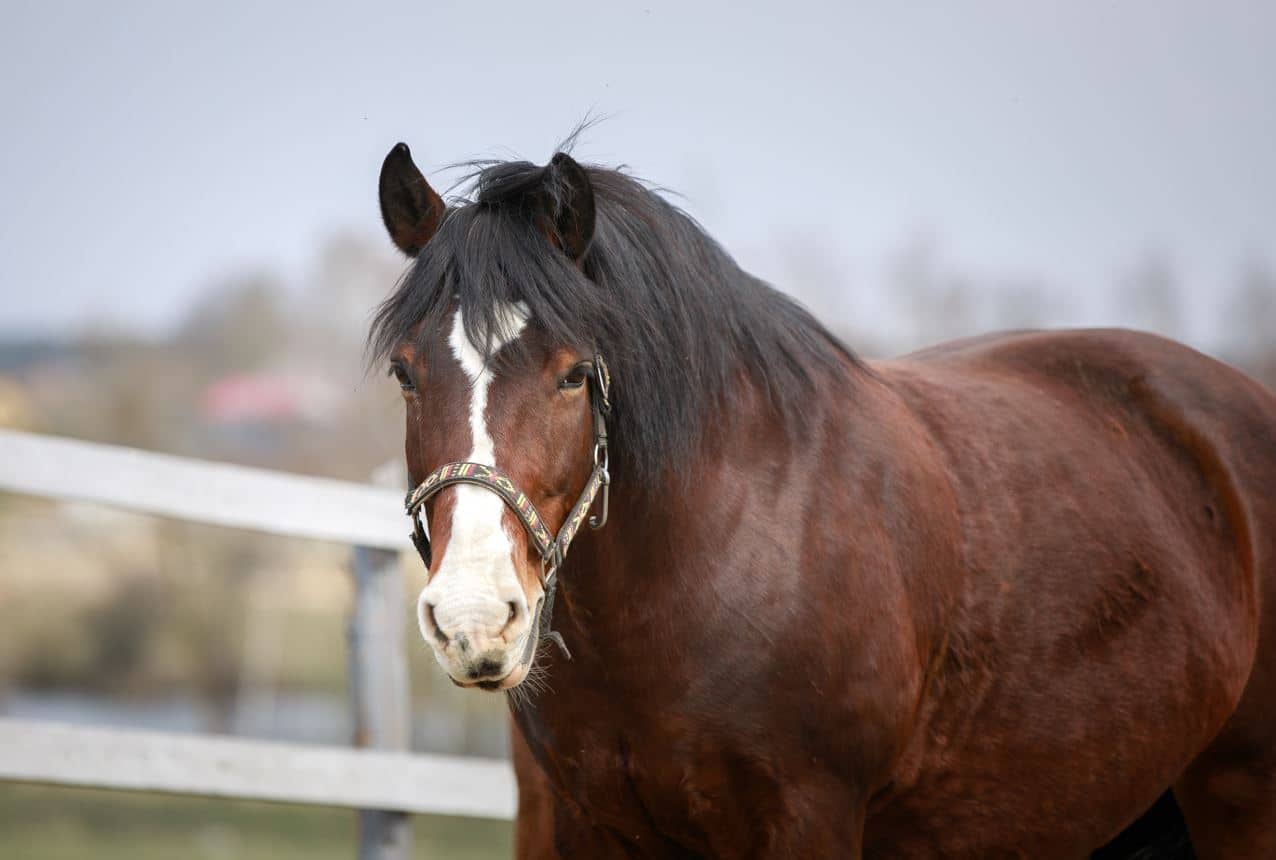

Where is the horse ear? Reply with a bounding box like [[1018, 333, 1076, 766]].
[[379, 143, 444, 257], [546, 152, 595, 262]]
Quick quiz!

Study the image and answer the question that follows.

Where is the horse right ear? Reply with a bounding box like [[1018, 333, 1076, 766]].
[[545, 152, 595, 262], [379, 143, 444, 257]]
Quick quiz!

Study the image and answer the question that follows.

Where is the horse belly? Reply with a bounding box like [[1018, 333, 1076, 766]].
[[866, 545, 1255, 857]]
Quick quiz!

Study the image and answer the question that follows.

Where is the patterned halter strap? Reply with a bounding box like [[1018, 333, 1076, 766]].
[[403, 354, 612, 659]]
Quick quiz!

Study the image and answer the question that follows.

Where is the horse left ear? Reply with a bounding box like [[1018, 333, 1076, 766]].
[[379, 143, 445, 257], [545, 152, 595, 262]]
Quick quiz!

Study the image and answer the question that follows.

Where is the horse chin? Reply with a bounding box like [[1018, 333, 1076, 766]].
[[448, 658, 531, 692]]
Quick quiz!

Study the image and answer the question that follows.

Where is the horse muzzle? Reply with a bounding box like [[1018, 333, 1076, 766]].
[[417, 588, 542, 689]]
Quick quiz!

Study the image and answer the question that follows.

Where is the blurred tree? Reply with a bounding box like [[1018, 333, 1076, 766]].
[[178, 272, 288, 375], [285, 233, 407, 480], [1116, 251, 1182, 339], [1225, 259, 1276, 387], [303, 232, 404, 359], [34, 334, 200, 453], [987, 276, 1059, 333], [83, 572, 166, 691], [887, 234, 979, 349]]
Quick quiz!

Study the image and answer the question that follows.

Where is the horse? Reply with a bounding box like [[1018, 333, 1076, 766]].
[[369, 140, 1276, 858]]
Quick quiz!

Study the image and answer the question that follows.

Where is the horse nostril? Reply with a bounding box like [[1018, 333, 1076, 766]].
[[425, 603, 449, 646], [501, 600, 521, 636]]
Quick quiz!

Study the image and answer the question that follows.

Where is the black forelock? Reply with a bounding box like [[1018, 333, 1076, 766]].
[[368, 152, 864, 490]]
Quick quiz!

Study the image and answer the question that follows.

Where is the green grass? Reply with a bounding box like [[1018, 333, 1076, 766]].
[[0, 783, 512, 860]]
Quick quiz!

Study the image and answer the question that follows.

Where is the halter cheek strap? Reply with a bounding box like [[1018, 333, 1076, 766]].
[[403, 355, 612, 659]]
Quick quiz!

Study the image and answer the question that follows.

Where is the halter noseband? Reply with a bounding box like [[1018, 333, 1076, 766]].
[[403, 354, 612, 659]]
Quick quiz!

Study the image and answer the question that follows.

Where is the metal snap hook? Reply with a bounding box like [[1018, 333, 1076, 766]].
[[589, 467, 610, 530]]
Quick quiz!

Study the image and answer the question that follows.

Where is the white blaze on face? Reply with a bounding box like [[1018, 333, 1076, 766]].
[[419, 303, 531, 652]]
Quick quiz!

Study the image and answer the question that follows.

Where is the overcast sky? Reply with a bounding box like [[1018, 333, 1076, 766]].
[[2, 1, 1272, 350]]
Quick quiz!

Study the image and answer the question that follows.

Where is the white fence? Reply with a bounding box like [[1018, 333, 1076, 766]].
[[0, 427, 516, 858]]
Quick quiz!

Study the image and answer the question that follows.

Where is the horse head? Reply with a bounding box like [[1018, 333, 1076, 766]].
[[375, 143, 604, 691]]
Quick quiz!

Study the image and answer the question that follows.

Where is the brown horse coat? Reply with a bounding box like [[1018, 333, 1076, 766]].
[[511, 330, 1276, 857]]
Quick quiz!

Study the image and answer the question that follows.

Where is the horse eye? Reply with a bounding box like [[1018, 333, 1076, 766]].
[[390, 363, 415, 391], [557, 363, 591, 390]]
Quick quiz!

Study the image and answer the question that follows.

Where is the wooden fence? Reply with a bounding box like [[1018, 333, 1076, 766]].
[[0, 427, 516, 858]]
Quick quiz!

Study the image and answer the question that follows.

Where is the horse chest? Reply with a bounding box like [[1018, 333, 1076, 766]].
[[534, 717, 781, 857]]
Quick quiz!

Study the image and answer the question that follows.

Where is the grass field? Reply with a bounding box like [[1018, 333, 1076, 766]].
[[0, 783, 513, 860]]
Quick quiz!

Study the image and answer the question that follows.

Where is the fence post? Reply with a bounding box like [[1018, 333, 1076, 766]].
[[348, 462, 412, 860]]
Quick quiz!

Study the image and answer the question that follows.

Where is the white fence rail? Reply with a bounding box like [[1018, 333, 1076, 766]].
[[0, 428, 516, 858], [0, 428, 410, 549], [0, 719, 516, 820]]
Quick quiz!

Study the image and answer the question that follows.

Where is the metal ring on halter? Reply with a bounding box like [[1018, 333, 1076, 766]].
[[540, 543, 564, 586]]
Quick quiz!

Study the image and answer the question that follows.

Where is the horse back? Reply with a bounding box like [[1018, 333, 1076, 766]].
[[895, 327, 1276, 601]]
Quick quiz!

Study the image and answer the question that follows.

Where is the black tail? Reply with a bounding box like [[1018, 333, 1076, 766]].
[[1091, 790, 1195, 859]]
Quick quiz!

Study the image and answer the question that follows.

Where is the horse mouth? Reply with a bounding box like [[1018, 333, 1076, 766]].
[[455, 658, 531, 692]]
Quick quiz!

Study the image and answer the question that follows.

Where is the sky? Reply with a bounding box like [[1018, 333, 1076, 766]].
[[1, 1, 1273, 350]]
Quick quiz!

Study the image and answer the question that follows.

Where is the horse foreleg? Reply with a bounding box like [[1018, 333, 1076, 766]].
[[511, 718, 562, 860]]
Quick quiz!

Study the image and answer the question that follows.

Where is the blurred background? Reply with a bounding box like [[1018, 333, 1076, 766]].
[[1, 1, 1273, 858]]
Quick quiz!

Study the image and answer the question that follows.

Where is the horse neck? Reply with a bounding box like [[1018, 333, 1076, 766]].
[[547, 372, 816, 676]]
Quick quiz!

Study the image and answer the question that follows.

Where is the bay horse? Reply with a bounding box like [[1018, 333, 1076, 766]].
[[370, 141, 1276, 858]]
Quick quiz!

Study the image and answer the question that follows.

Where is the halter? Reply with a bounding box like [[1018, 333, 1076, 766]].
[[403, 354, 612, 659]]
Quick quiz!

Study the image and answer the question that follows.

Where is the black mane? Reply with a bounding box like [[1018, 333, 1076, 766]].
[[369, 155, 863, 488]]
